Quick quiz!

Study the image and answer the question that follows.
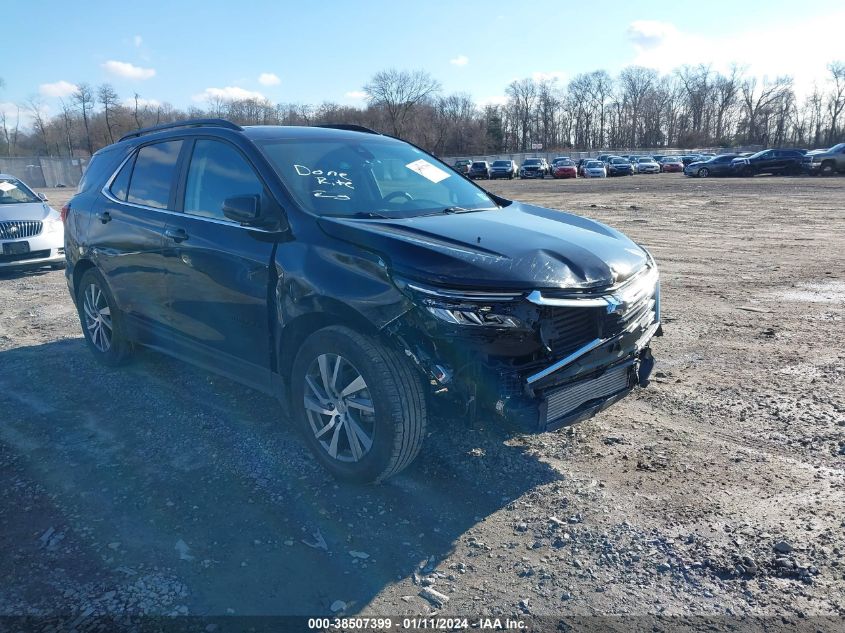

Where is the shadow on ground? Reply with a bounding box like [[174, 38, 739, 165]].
[[0, 338, 560, 615]]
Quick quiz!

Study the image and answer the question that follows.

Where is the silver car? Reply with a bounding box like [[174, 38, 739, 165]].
[[582, 160, 607, 178], [0, 175, 64, 270], [636, 157, 660, 174]]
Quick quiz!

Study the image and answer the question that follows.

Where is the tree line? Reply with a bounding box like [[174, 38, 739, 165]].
[[1, 61, 843, 160]]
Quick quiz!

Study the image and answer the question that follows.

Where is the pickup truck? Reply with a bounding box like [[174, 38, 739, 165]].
[[802, 143, 845, 176], [64, 119, 661, 483]]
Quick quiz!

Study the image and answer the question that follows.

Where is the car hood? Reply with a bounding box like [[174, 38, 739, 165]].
[[0, 202, 56, 222], [318, 202, 648, 290]]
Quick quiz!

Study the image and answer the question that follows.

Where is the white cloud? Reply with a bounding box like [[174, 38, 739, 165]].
[[532, 71, 567, 83], [258, 72, 281, 86], [450, 55, 469, 67], [0, 101, 20, 117], [626, 20, 678, 50], [627, 11, 845, 97], [102, 60, 156, 80], [122, 97, 160, 108], [192, 86, 265, 102], [344, 90, 367, 100], [133, 35, 143, 47], [39, 80, 78, 98], [478, 95, 508, 107]]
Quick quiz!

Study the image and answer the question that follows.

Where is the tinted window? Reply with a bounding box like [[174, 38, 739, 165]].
[[77, 146, 125, 194], [492, 161, 510, 167], [127, 140, 182, 209], [471, 162, 486, 168], [109, 155, 135, 201], [184, 140, 263, 221]]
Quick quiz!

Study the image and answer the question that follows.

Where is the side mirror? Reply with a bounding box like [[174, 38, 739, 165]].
[[38, 192, 49, 202], [222, 194, 261, 224]]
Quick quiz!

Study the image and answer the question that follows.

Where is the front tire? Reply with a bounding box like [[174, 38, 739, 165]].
[[820, 162, 835, 176], [699, 167, 710, 178], [291, 326, 427, 483], [77, 268, 133, 366]]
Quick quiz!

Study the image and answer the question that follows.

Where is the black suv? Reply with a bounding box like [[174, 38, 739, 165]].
[[730, 149, 805, 176], [64, 119, 661, 482]]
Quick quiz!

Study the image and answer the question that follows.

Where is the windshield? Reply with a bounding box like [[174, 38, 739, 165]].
[[257, 138, 497, 218], [611, 158, 627, 164], [586, 161, 602, 168], [492, 160, 510, 167], [557, 159, 574, 166], [0, 178, 40, 204], [746, 150, 771, 160], [523, 159, 541, 165], [829, 143, 845, 153], [637, 157, 654, 163]]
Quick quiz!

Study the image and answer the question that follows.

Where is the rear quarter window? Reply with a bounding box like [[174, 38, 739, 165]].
[[77, 146, 127, 193]]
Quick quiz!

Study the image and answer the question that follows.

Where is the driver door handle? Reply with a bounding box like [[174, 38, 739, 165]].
[[165, 227, 189, 243]]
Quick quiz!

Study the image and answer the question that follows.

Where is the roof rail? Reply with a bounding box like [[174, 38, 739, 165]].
[[316, 123, 380, 135], [119, 118, 243, 143]]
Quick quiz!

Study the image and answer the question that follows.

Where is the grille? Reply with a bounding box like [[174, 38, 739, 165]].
[[0, 221, 42, 239], [604, 293, 657, 339], [542, 307, 600, 355], [546, 364, 631, 423]]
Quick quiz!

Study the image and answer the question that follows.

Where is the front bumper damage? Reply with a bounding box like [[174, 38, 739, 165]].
[[387, 265, 662, 433]]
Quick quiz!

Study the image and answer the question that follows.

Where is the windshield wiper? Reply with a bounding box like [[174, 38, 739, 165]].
[[350, 211, 391, 219], [432, 206, 498, 216]]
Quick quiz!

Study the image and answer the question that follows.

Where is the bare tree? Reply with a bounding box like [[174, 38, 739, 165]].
[[59, 99, 75, 156], [73, 83, 95, 155], [98, 83, 119, 144], [618, 67, 658, 146], [26, 97, 50, 154], [506, 78, 538, 150], [132, 93, 143, 129], [740, 76, 792, 144], [364, 69, 442, 137], [826, 61, 845, 144]]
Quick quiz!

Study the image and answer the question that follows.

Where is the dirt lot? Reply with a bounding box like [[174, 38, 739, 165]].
[[1, 175, 843, 626]]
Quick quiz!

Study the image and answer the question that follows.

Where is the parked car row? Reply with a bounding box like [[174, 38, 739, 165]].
[[454, 143, 844, 181]]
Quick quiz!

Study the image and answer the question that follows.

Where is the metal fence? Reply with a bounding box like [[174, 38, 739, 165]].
[[0, 157, 86, 188]]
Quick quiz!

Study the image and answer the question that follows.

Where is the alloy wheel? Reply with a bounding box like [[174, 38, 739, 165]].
[[83, 283, 112, 352], [303, 353, 375, 463]]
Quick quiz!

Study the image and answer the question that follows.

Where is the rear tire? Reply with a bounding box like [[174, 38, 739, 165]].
[[290, 326, 427, 483], [76, 268, 133, 366]]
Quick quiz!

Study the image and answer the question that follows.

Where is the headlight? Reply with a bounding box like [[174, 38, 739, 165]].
[[393, 277, 525, 328], [44, 217, 63, 233]]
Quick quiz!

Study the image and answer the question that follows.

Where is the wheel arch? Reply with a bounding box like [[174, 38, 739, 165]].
[[276, 303, 386, 384], [72, 258, 98, 301]]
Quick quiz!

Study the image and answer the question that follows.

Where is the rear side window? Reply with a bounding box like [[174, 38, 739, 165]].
[[78, 146, 124, 193], [183, 140, 263, 221], [127, 140, 183, 209], [109, 155, 135, 201]]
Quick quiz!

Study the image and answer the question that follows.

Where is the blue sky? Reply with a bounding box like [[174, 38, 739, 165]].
[[2, 0, 842, 121]]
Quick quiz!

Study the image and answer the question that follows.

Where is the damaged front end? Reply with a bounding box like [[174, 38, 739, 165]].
[[385, 263, 662, 433]]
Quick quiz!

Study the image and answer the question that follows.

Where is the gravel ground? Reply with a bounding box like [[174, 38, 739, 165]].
[[0, 175, 843, 627]]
